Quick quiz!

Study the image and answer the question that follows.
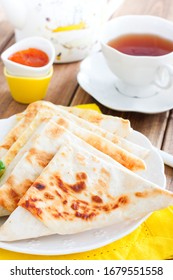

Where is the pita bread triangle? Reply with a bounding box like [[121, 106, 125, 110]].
[[0, 127, 172, 241]]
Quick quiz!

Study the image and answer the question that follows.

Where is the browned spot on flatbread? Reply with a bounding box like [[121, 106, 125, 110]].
[[44, 192, 54, 200], [97, 168, 110, 188], [30, 197, 42, 202], [111, 136, 119, 144], [101, 167, 110, 178], [55, 190, 62, 198], [52, 211, 63, 219], [76, 172, 87, 181], [34, 182, 46, 191], [102, 205, 110, 211], [89, 115, 103, 124], [112, 195, 129, 210], [118, 195, 129, 205], [76, 153, 86, 165], [9, 188, 18, 200], [92, 195, 103, 203], [55, 118, 68, 128], [135, 191, 148, 198], [21, 199, 42, 218], [6, 175, 15, 188], [75, 211, 96, 220], [54, 175, 86, 193], [26, 148, 54, 168], [92, 195, 129, 213], [70, 181, 86, 193], [0, 135, 17, 150], [98, 178, 106, 188], [112, 203, 119, 210], [54, 176, 68, 193], [63, 211, 69, 216], [135, 188, 163, 198], [71, 202, 79, 210], [78, 199, 89, 205], [46, 122, 64, 139]]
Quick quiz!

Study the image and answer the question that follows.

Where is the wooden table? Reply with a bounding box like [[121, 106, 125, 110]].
[[0, 0, 172, 195]]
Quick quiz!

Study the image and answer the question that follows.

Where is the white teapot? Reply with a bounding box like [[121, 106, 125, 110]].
[[1, 0, 123, 63]]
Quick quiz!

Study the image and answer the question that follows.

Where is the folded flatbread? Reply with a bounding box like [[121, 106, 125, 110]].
[[0, 119, 146, 217], [0, 131, 172, 241]]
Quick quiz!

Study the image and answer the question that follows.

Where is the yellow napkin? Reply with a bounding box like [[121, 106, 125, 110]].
[[0, 104, 173, 260]]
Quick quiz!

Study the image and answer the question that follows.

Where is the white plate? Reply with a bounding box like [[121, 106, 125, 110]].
[[0, 115, 166, 255], [77, 52, 173, 113]]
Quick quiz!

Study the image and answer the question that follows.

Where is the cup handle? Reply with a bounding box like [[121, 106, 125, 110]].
[[154, 64, 173, 89], [105, 0, 124, 20]]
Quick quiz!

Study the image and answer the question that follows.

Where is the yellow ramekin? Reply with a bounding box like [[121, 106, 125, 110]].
[[4, 67, 53, 104]]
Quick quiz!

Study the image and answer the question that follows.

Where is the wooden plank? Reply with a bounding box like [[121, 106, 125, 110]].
[[165, 166, 173, 191], [161, 110, 173, 190], [45, 62, 80, 106], [162, 110, 173, 152]]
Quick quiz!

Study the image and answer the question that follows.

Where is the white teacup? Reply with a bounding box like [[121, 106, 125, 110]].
[[101, 15, 173, 98]]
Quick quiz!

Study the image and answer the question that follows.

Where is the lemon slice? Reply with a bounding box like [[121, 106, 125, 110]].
[[52, 21, 86, 32]]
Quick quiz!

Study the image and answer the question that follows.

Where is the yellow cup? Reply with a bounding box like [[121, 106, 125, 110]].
[[4, 67, 53, 104]]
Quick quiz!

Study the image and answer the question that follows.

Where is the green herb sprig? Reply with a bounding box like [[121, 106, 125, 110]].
[[0, 160, 5, 177]]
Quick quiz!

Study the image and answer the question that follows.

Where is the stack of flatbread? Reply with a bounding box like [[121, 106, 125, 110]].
[[0, 100, 172, 241]]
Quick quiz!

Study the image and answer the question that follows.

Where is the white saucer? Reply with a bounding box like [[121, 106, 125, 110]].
[[77, 52, 173, 113]]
